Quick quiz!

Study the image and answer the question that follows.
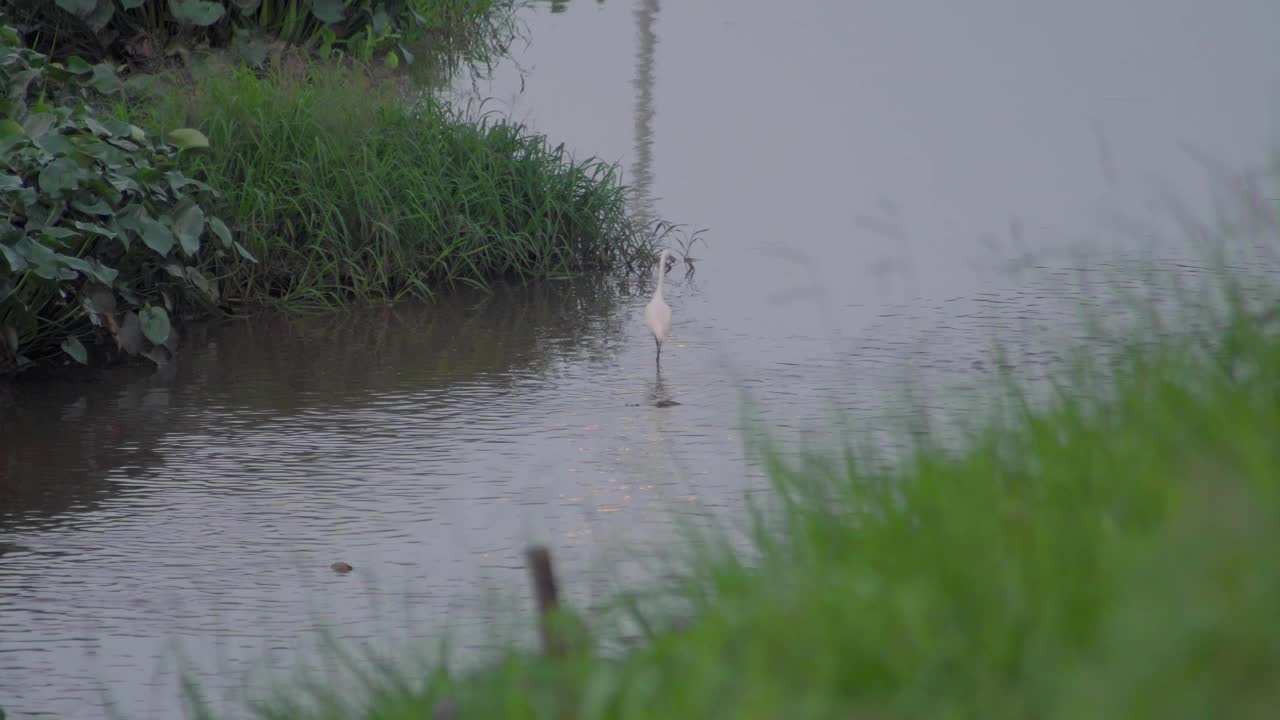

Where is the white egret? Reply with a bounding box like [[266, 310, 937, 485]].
[[645, 248, 672, 367]]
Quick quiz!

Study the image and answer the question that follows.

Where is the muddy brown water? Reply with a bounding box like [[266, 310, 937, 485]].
[[3, 1, 1280, 717]]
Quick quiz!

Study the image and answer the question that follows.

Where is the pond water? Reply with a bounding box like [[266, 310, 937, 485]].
[[3, 1, 1279, 717]]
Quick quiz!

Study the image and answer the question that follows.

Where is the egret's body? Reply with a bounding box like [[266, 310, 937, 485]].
[[645, 249, 672, 367]]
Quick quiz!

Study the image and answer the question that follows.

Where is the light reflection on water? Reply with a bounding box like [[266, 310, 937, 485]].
[[3, 0, 1280, 717]]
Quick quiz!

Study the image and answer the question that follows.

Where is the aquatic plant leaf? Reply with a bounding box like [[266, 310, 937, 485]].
[[0, 174, 20, 191], [169, 0, 226, 27], [87, 259, 118, 284], [167, 128, 209, 151], [65, 56, 93, 74], [73, 221, 116, 238], [139, 216, 176, 256], [0, 243, 25, 272], [84, 0, 115, 31], [139, 305, 170, 345], [89, 63, 122, 94], [233, 241, 257, 263], [61, 335, 87, 364], [174, 203, 204, 255], [121, 0, 146, 8], [397, 42, 415, 66], [55, 0, 96, 17], [207, 216, 232, 249], [38, 157, 82, 195], [186, 266, 218, 302], [372, 8, 391, 35], [311, 0, 347, 24]]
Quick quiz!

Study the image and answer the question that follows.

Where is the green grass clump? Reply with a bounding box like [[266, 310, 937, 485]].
[[137, 63, 657, 305], [230, 269, 1280, 719]]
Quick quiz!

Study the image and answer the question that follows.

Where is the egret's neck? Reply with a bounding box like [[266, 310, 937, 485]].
[[654, 251, 669, 297]]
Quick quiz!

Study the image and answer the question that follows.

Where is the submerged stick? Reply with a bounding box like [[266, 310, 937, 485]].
[[525, 545, 568, 658]]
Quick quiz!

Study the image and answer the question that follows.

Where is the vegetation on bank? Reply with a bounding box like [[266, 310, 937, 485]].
[[133, 63, 660, 305], [0, 23, 249, 374], [215, 258, 1280, 719], [1, 1, 666, 376], [8, 0, 520, 73]]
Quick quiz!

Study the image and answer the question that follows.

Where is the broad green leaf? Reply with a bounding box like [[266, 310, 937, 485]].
[[40, 226, 79, 242], [0, 174, 22, 191], [55, 0, 97, 17], [73, 220, 117, 237], [65, 56, 93, 74], [208, 216, 232, 249], [129, 124, 147, 143], [167, 128, 209, 151], [139, 305, 170, 345], [90, 63, 123, 94], [372, 8, 391, 34], [83, 116, 113, 137], [139, 216, 175, 255], [397, 43, 415, 66], [186, 267, 218, 302], [115, 204, 145, 233], [38, 157, 82, 195], [3, 324, 19, 353], [72, 198, 114, 215], [384, 51, 400, 70], [73, 258, 118, 284], [165, 171, 209, 193], [21, 112, 54, 139], [0, 119, 25, 138], [35, 131, 74, 156], [170, 0, 226, 26], [107, 172, 142, 194], [102, 119, 132, 137], [173, 204, 204, 255], [311, 0, 347, 24], [61, 335, 88, 364], [59, 255, 94, 277], [105, 137, 140, 152], [121, 0, 146, 7], [233, 241, 258, 263], [84, 0, 115, 31], [0, 244, 25, 272]]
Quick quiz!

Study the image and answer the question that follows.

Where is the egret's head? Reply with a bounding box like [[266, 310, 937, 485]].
[[659, 248, 676, 274]]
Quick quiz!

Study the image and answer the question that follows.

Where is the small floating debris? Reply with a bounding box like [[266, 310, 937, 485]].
[[331, 561, 353, 573]]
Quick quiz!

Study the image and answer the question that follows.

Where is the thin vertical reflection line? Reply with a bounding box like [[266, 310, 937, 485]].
[[631, 0, 660, 225]]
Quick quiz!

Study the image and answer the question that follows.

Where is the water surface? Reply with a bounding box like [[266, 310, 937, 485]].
[[3, 1, 1280, 717]]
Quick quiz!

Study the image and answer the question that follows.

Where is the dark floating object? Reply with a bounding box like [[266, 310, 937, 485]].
[[654, 399, 680, 408], [331, 561, 353, 573]]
